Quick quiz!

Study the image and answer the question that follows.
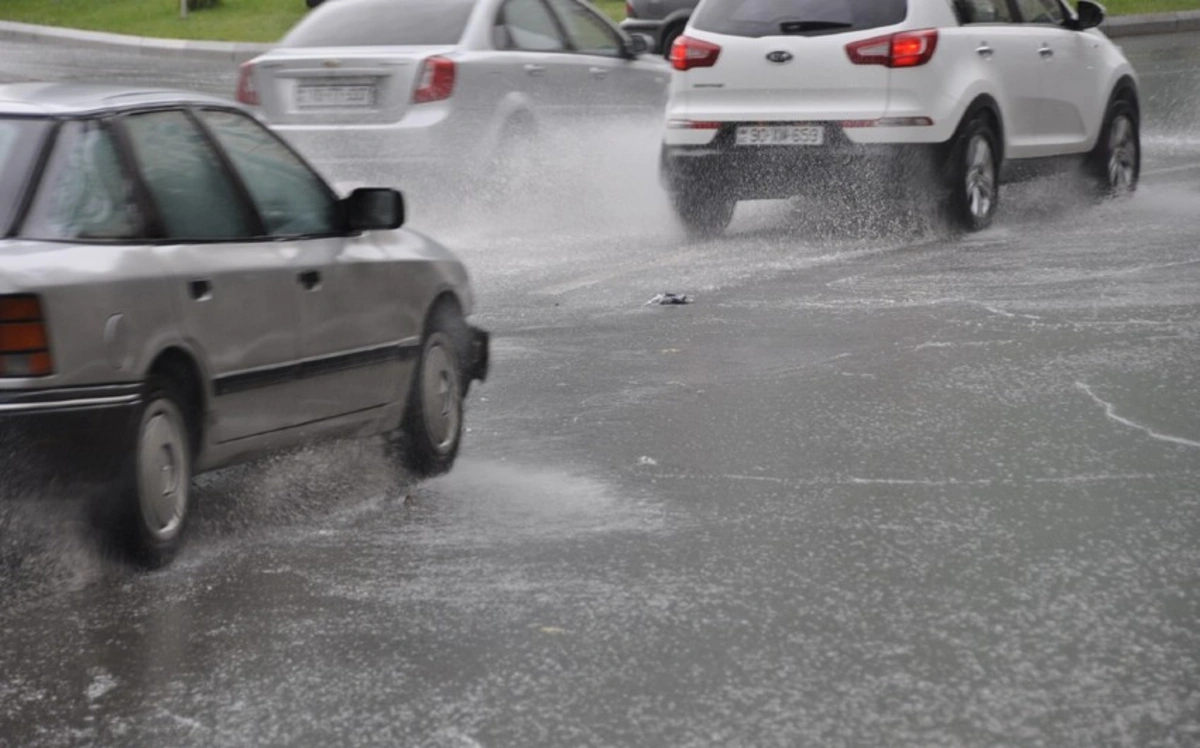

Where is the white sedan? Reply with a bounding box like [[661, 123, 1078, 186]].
[[239, 0, 670, 181]]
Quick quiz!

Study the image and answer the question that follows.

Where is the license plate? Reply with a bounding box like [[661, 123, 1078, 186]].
[[296, 84, 376, 109], [735, 125, 825, 147]]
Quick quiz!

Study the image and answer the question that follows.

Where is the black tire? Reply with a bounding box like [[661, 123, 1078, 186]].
[[108, 378, 194, 569], [945, 114, 1000, 232], [669, 184, 736, 239], [1088, 95, 1140, 198], [391, 306, 468, 478], [660, 22, 685, 59]]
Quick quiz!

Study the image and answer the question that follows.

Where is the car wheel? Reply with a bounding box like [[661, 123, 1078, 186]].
[[1089, 96, 1140, 197], [660, 23, 684, 59], [670, 185, 735, 239], [392, 307, 467, 478], [111, 379, 193, 568], [946, 115, 1000, 232]]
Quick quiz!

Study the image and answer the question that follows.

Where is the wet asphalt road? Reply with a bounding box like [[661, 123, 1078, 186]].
[[2, 32, 1200, 747]]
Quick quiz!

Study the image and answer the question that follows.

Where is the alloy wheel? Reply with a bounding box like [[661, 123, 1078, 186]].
[[1107, 114, 1138, 193], [965, 134, 996, 221]]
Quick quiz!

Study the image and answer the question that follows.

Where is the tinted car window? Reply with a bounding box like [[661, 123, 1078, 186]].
[[1014, 0, 1064, 23], [199, 110, 339, 237], [284, 0, 475, 47], [124, 110, 257, 241], [545, 0, 623, 56], [0, 118, 50, 237], [692, 0, 908, 37], [956, 0, 1013, 23], [22, 120, 146, 242], [499, 0, 567, 51]]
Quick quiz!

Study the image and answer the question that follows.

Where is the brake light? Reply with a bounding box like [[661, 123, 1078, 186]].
[[236, 62, 259, 106], [846, 29, 938, 68], [626, 0, 635, 18], [413, 56, 456, 104], [671, 36, 721, 72], [0, 295, 53, 378]]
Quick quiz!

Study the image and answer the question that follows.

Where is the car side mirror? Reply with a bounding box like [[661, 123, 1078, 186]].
[[344, 188, 404, 231], [1074, 0, 1106, 30], [625, 33, 651, 57]]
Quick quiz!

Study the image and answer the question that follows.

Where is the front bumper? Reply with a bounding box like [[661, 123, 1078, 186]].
[[662, 124, 943, 200], [466, 327, 489, 384], [0, 383, 141, 491]]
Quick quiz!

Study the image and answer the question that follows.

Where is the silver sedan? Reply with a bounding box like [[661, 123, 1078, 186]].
[[237, 0, 670, 180], [0, 83, 488, 568]]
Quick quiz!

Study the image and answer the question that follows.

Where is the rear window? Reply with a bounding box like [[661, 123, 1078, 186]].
[[0, 118, 51, 237], [283, 0, 476, 47], [692, 0, 908, 38]]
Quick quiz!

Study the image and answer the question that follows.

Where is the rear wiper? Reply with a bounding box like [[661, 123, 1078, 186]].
[[779, 20, 853, 34]]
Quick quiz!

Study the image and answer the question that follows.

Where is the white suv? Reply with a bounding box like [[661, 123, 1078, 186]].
[[660, 0, 1140, 235]]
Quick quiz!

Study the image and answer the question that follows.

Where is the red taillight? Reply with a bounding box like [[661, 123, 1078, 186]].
[[236, 61, 259, 106], [625, 0, 635, 18], [0, 295, 53, 378], [846, 29, 938, 68], [670, 36, 721, 72], [413, 56, 456, 104]]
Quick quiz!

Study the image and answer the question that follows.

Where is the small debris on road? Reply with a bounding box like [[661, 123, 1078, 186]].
[[645, 292, 693, 306]]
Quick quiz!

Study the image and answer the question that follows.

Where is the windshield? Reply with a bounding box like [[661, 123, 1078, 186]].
[[283, 0, 476, 47], [0, 118, 51, 237], [692, 0, 908, 37]]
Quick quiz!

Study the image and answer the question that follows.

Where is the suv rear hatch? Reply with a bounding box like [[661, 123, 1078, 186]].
[[246, 0, 473, 126], [678, 0, 910, 122]]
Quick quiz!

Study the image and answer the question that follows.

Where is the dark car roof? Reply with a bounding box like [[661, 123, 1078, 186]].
[[0, 82, 238, 117]]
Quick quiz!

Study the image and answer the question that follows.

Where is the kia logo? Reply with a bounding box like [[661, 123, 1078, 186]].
[[766, 51, 793, 63]]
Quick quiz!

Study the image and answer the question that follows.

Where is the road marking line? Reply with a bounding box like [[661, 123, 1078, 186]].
[[1145, 162, 1200, 176], [1076, 381, 1200, 449]]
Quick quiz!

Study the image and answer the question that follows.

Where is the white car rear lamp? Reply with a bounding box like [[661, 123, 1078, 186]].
[[0, 295, 53, 378], [413, 56, 456, 104], [236, 62, 259, 106], [668, 119, 723, 130], [841, 117, 934, 128], [846, 29, 939, 68], [671, 36, 721, 72]]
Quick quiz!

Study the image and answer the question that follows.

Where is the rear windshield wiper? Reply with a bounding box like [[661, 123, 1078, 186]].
[[779, 20, 854, 34]]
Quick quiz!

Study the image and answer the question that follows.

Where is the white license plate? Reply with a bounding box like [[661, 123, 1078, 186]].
[[735, 125, 825, 147], [296, 84, 376, 109]]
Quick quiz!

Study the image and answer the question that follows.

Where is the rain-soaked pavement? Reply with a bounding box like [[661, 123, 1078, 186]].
[[2, 31, 1199, 747]]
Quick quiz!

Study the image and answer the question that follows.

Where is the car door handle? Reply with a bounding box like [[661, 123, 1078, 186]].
[[188, 279, 212, 301], [523, 64, 546, 76], [589, 66, 609, 79], [975, 44, 994, 58], [298, 270, 321, 291], [1039, 45, 1054, 58]]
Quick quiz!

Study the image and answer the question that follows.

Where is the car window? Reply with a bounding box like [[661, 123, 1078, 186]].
[[22, 120, 146, 242], [284, 0, 475, 47], [198, 110, 339, 238], [692, 0, 908, 38], [0, 118, 51, 238], [123, 110, 257, 241], [498, 0, 567, 52], [1014, 0, 1064, 23], [956, 0, 1013, 23], [545, 0, 623, 57]]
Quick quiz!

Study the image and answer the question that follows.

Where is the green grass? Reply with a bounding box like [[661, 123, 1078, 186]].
[[0, 0, 1195, 42]]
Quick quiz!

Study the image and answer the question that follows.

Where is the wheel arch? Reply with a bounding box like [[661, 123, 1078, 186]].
[[143, 346, 207, 456], [959, 94, 1006, 164]]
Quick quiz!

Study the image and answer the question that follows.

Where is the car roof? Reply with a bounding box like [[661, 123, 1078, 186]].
[[0, 82, 239, 117]]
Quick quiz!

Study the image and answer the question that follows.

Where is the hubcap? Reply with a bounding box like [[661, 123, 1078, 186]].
[[965, 134, 996, 220], [136, 400, 188, 540], [421, 339, 461, 454], [1107, 114, 1137, 192]]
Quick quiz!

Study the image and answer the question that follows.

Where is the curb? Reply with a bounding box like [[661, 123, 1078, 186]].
[[1102, 9, 1200, 36], [0, 20, 268, 62], [1, 10, 1199, 61]]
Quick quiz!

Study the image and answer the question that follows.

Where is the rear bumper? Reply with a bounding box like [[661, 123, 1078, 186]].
[[662, 125, 944, 200], [0, 384, 140, 491]]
